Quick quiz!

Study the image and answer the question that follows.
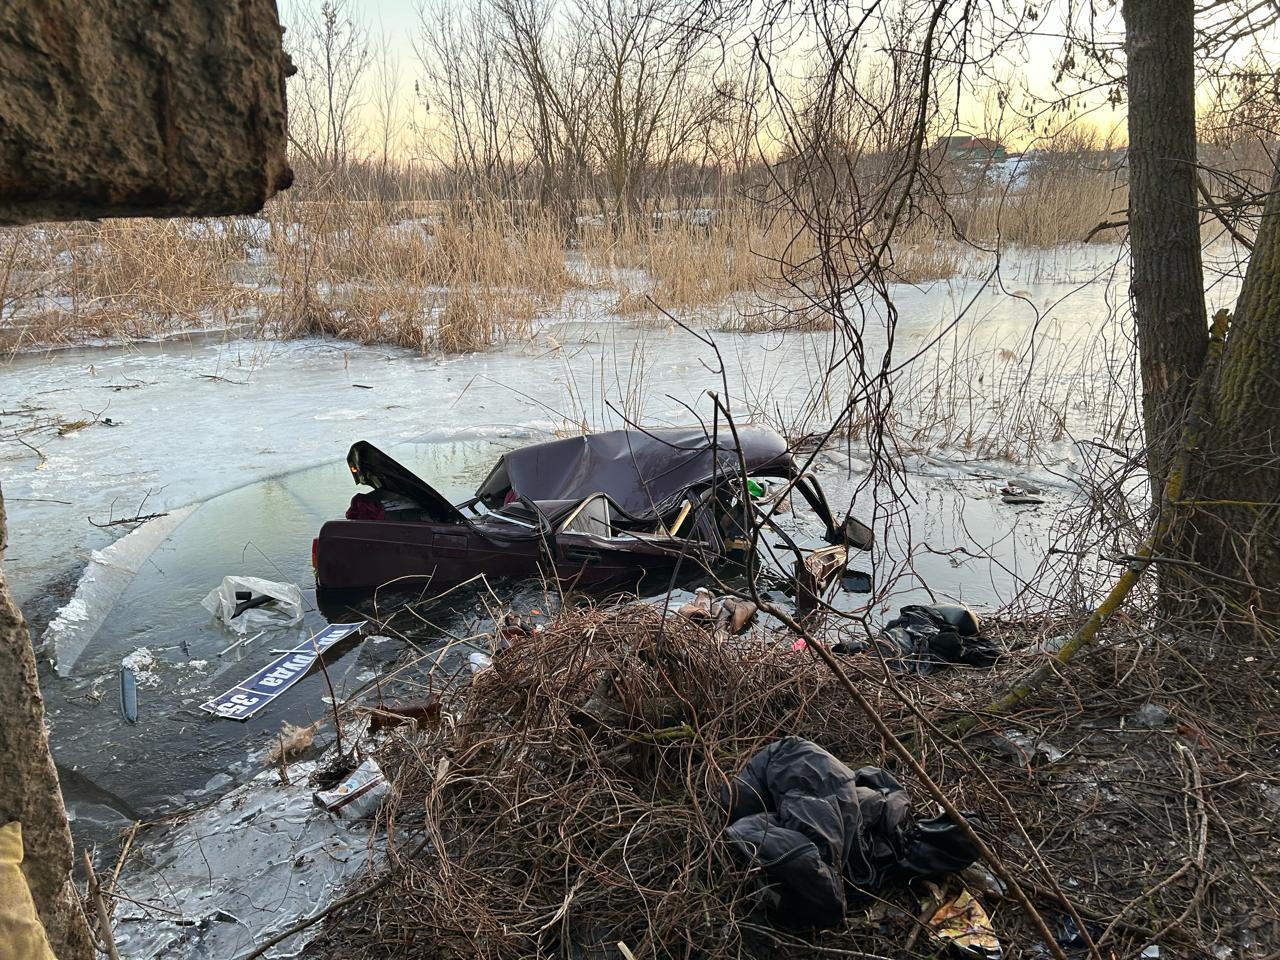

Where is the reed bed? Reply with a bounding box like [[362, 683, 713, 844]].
[[0, 168, 1133, 354]]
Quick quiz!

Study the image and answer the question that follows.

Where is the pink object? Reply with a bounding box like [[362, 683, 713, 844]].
[[790, 638, 808, 652]]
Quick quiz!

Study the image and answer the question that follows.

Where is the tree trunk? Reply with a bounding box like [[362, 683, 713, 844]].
[[1122, 0, 1209, 507], [1192, 161, 1280, 617], [0, 487, 94, 959], [0, 0, 293, 225]]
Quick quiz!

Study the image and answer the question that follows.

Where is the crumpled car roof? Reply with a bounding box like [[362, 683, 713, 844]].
[[475, 426, 796, 520]]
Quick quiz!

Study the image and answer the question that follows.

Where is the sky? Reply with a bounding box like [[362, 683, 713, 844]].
[[276, 0, 1273, 160]]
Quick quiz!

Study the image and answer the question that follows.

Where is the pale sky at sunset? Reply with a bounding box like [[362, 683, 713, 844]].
[[277, 0, 1275, 160]]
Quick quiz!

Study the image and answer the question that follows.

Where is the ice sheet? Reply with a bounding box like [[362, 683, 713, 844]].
[[113, 761, 377, 959]]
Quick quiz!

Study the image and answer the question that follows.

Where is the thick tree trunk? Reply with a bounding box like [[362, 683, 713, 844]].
[[0, 0, 293, 225], [1192, 162, 1280, 617], [0, 487, 94, 959], [1122, 0, 1209, 507]]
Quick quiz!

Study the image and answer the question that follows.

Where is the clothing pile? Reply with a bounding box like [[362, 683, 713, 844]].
[[835, 604, 1001, 675], [722, 737, 980, 928]]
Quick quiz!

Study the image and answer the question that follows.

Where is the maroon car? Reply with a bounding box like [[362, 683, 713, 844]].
[[312, 427, 870, 598]]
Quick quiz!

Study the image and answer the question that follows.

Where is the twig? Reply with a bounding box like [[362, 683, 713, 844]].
[[105, 821, 140, 915], [217, 630, 266, 658], [82, 851, 122, 960], [1196, 174, 1253, 251], [88, 511, 168, 528], [1084, 218, 1129, 242]]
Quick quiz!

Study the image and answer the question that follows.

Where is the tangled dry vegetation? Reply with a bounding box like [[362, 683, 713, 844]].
[[308, 602, 1278, 960]]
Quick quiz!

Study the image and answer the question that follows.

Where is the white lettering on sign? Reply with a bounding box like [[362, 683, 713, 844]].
[[260, 654, 313, 687], [200, 620, 368, 721]]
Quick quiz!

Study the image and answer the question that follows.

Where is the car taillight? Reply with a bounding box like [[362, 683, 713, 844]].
[[311, 537, 319, 569]]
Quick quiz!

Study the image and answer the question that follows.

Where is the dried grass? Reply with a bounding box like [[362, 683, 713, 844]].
[[0, 168, 1128, 354], [581, 205, 812, 315], [309, 601, 1277, 960], [961, 174, 1128, 247]]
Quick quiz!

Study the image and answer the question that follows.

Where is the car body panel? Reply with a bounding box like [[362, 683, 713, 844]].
[[314, 428, 860, 597]]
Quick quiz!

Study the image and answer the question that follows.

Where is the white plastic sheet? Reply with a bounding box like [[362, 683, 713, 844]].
[[200, 576, 303, 634]]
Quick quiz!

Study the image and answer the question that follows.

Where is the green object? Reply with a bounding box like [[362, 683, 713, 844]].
[[746, 479, 764, 498]]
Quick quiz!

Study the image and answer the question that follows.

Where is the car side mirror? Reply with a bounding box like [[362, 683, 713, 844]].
[[840, 516, 874, 551]]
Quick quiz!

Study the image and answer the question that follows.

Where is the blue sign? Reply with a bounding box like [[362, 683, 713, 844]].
[[200, 621, 367, 721]]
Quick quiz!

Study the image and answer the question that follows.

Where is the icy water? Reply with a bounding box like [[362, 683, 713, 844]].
[[0, 244, 1183, 958], [42, 442, 502, 835], [0, 247, 1147, 845], [39, 433, 1065, 830]]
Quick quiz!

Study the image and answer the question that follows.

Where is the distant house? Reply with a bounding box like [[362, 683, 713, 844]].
[[938, 135, 1008, 161]]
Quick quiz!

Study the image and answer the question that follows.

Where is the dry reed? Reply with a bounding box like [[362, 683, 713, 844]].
[[305, 599, 1273, 960], [0, 167, 1131, 354]]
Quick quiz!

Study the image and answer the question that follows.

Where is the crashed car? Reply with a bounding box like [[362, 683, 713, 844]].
[[312, 426, 870, 599]]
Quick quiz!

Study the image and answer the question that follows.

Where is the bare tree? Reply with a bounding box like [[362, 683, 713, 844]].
[[287, 0, 372, 173], [416, 0, 526, 200]]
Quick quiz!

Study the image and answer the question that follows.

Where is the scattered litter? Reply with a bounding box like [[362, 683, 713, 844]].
[[1056, 914, 1102, 950], [675, 591, 757, 637], [231, 591, 274, 619], [1002, 493, 1046, 505], [1000, 480, 1045, 505], [494, 612, 534, 651], [722, 737, 979, 928], [987, 729, 1067, 765], [841, 569, 873, 593], [200, 621, 366, 720], [1141, 946, 1160, 959], [215, 629, 265, 658], [121, 646, 161, 687], [368, 696, 442, 732], [119, 666, 138, 724], [1130, 702, 1171, 728], [925, 886, 1001, 959], [314, 758, 389, 820], [264, 720, 321, 765], [675, 587, 714, 621], [796, 544, 849, 613], [833, 604, 999, 675], [468, 650, 493, 673], [200, 576, 303, 634], [713, 596, 757, 636], [960, 862, 1006, 900]]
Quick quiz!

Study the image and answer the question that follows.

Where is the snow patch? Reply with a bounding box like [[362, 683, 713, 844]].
[[122, 647, 161, 688]]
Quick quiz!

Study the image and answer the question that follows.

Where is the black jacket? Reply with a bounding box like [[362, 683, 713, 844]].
[[722, 737, 979, 928]]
